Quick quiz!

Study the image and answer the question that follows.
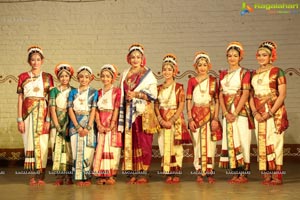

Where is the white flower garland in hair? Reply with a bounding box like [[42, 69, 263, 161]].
[[260, 41, 276, 50], [28, 47, 43, 55], [101, 64, 116, 73], [77, 66, 92, 74], [226, 44, 243, 52], [194, 53, 210, 64], [129, 46, 144, 54], [163, 57, 177, 65]]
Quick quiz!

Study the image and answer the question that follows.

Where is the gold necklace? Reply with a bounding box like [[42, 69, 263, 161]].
[[59, 85, 70, 99], [162, 81, 175, 104], [225, 68, 239, 87], [256, 65, 271, 85], [125, 71, 140, 90], [198, 77, 208, 97], [101, 85, 113, 105], [30, 72, 41, 93], [78, 87, 89, 105], [256, 70, 268, 85]]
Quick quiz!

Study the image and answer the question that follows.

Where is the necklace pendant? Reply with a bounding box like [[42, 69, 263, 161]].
[[200, 90, 205, 97], [79, 98, 84, 105], [257, 79, 263, 85], [33, 86, 40, 92]]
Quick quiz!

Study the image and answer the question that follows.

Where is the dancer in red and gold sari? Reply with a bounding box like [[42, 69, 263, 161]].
[[250, 41, 288, 185], [155, 54, 191, 184], [50, 63, 74, 185], [118, 44, 159, 184], [187, 51, 220, 184], [219, 42, 254, 183], [17, 46, 54, 185], [93, 64, 122, 185]]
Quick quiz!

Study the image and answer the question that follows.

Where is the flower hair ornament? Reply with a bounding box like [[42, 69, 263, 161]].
[[162, 53, 179, 75], [27, 45, 44, 56], [258, 41, 277, 62], [77, 65, 92, 74], [226, 41, 244, 60], [126, 43, 146, 67], [100, 64, 118, 81], [193, 51, 212, 69], [77, 65, 94, 81], [54, 63, 74, 78]]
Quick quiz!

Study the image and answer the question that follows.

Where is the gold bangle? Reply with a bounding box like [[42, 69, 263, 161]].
[[86, 125, 92, 131], [253, 111, 259, 117], [139, 92, 143, 99], [268, 110, 274, 117], [56, 125, 62, 132], [75, 124, 81, 131], [170, 116, 176, 123], [223, 111, 228, 117], [157, 116, 163, 124], [233, 111, 238, 117]]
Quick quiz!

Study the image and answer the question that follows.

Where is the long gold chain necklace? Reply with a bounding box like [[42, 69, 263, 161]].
[[59, 85, 70, 99], [224, 68, 239, 87], [256, 65, 271, 85], [198, 77, 209, 97], [162, 81, 175, 104], [101, 85, 113, 105], [30, 71, 41, 93], [78, 87, 89, 105], [256, 71, 268, 85]]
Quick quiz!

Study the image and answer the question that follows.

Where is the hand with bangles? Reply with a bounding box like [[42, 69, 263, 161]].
[[261, 111, 271, 121], [109, 121, 116, 131], [254, 113, 264, 123], [158, 116, 172, 129], [254, 111, 272, 123], [97, 124, 106, 134], [77, 126, 89, 137], [161, 120, 172, 129], [43, 121, 50, 133], [211, 119, 219, 131], [126, 90, 136, 101], [97, 122, 113, 134], [188, 119, 197, 132], [224, 112, 236, 123], [17, 121, 25, 134]]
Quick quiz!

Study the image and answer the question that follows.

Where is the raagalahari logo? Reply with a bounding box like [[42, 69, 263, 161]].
[[241, 2, 299, 15], [241, 2, 254, 15]]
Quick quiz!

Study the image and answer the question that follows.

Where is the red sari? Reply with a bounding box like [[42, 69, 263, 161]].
[[187, 76, 219, 174], [93, 87, 122, 177], [251, 67, 288, 171], [17, 72, 53, 171], [156, 82, 191, 174]]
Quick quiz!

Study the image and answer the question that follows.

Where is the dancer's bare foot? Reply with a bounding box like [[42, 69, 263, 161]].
[[208, 176, 216, 184], [53, 179, 64, 186], [127, 177, 137, 184], [29, 178, 37, 186], [196, 176, 204, 183], [106, 177, 116, 185], [172, 176, 180, 183], [227, 175, 239, 184]]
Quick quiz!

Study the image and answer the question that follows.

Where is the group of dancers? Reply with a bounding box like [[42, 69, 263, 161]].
[[16, 41, 288, 186]]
